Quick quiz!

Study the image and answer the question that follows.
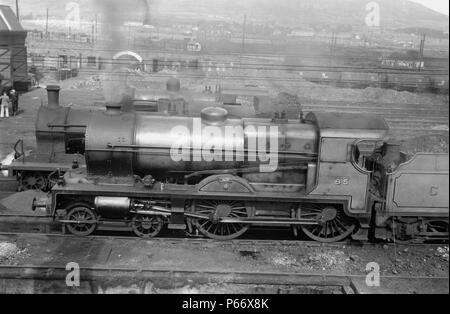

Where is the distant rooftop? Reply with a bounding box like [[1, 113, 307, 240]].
[[0, 5, 24, 32]]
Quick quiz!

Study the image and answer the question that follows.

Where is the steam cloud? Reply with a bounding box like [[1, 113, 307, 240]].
[[95, 0, 152, 104], [143, 0, 153, 25]]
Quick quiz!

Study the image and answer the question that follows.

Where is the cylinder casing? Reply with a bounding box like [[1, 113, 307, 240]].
[[94, 197, 131, 218]]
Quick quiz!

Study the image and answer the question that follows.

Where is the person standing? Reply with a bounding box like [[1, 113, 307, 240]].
[[10, 89, 19, 116], [0, 91, 10, 118]]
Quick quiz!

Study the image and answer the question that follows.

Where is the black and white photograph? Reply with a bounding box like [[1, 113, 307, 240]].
[[0, 0, 448, 298]]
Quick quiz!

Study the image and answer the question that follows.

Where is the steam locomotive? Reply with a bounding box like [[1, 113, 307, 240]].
[[29, 96, 448, 243], [1, 80, 228, 190]]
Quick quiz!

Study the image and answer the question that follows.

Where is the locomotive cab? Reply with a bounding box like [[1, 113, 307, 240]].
[[304, 112, 389, 214]]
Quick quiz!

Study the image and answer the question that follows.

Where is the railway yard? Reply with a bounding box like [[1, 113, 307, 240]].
[[0, 69, 448, 294], [0, 0, 449, 296], [0, 232, 448, 294]]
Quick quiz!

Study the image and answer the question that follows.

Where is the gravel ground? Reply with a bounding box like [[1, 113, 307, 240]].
[[227, 243, 450, 278], [0, 242, 29, 265], [1, 234, 448, 280]]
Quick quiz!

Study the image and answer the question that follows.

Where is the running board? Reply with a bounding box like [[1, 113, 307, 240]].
[[59, 217, 318, 227]]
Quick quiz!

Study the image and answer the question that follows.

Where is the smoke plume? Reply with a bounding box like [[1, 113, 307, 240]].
[[94, 0, 151, 104]]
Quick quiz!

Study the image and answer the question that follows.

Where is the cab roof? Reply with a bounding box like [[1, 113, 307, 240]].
[[306, 112, 389, 140]]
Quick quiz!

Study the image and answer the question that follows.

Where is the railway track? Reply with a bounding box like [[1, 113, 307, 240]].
[[0, 264, 357, 294], [0, 264, 447, 294], [267, 83, 449, 131], [301, 106, 448, 118], [0, 232, 448, 294], [0, 216, 447, 246]]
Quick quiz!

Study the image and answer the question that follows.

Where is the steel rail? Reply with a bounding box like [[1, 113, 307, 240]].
[[0, 230, 446, 248], [0, 265, 447, 284]]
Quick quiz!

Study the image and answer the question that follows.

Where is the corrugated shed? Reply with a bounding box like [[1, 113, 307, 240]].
[[0, 5, 24, 32]]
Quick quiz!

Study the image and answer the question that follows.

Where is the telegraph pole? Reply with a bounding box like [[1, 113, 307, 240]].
[[242, 14, 247, 52], [95, 14, 98, 35], [330, 32, 338, 53], [330, 32, 335, 52], [91, 21, 95, 43], [418, 33, 426, 71], [15, 0, 20, 20], [45, 8, 49, 40]]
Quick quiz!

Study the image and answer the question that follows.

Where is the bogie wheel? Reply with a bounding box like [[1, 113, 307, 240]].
[[19, 171, 48, 191], [192, 200, 253, 240], [132, 215, 164, 238], [389, 218, 424, 244], [300, 204, 357, 243], [64, 203, 98, 236]]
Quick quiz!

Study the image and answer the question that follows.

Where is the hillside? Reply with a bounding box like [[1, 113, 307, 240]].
[[3, 0, 449, 30], [161, 0, 449, 29]]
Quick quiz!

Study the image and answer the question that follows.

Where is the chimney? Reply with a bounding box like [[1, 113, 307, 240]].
[[46, 85, 61, 108]]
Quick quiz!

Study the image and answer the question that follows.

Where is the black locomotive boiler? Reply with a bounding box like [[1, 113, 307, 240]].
[[32, 105, 449, 243]]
